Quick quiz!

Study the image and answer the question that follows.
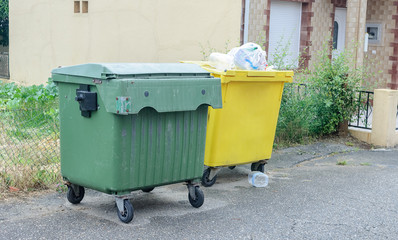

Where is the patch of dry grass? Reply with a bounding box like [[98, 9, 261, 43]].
[[0, 163, 61, 192]]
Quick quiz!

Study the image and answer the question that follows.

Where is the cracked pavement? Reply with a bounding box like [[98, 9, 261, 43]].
[[1, 138, 397, 239]]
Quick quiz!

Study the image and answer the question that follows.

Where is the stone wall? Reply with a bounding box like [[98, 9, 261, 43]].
[[391, 1, 398, 89], [345, 0, 368, 67], [310, 0, 334, 65], [365, 0, 397, 89], [248, 0, 268, 48]]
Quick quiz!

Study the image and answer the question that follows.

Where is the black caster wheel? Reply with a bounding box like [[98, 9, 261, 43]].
[[188, 186, 204, 208], [251, 163, 265, 173], [117, 199, 134, 223], [228, 166, 236, 170], [201, 168, 217, 187], [67, 185, 85, 204], [142, 187, 155, 193]]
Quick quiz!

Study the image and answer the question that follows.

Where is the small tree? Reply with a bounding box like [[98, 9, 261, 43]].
[[306, 43, 363, 135]]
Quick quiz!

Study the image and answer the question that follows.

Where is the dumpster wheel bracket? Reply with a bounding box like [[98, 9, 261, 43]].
[[115, 196, 129, 214], [186, 181, 201, 200], [208, 167, 221, 181], [66, 184, 85, 204], [115, 197, 134, 223], [70, 184, 82, 197], [186, 182, 204, 208], [201, 167, 220, 187], [250, 160, 268, 173]]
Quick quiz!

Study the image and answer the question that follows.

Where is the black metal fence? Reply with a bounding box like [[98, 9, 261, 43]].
[[349, 91, 374, 130], [0, 109, 60, 192]]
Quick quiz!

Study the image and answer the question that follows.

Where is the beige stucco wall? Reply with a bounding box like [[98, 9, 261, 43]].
[[371, 89, 398, 147], [10, 0, 241, 85], [349, 89, 398, 147], [364, 0, 396, 89]]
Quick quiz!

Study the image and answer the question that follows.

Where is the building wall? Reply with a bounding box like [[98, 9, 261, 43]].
[[10, 0, 241, 85], [300, 1, 314, 68], [311, 0, 334, 57], [365, 0, 396, 89], [391, 1, 398, 90], [247, 0, 268, 47], [345, 0, 367, 68], [248, 0, 315, 67]]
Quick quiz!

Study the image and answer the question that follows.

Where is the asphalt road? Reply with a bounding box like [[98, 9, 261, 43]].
[[1, 140, 397, 239]]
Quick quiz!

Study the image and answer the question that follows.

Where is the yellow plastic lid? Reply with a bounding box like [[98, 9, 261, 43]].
[[182, 61, 294, 83]]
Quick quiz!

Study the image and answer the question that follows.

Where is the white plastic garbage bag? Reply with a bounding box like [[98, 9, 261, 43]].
[[208, 52, 235, 71], [228, 42, 268, 70]]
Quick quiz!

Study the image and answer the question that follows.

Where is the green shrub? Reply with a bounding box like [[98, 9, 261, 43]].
[[275, 82, 315, 144], [0, 81, 59, 129], [0, 80, 58, 110], [274, 40, 371, 145], [305, 45, 363, 135]]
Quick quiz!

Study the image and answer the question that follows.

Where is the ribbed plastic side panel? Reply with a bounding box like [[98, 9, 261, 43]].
[[129, 105, 208, 189]]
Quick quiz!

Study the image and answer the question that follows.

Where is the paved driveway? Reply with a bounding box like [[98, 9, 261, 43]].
[[1, 140, 397, 239]]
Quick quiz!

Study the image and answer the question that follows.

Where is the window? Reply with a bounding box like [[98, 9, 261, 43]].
[[366, 23, 382, 45], [74, 1, 88, 14], [74, 1, 80, 13], [333, 21, 338, 50], [82, 1, 88, 13], [268, 1, 302, 68]]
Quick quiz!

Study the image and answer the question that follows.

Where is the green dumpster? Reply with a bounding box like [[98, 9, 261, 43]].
[[52, 63, 222, 223]]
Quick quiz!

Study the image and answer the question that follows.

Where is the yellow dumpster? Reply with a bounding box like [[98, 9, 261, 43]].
[[187, 62, 293, 186]]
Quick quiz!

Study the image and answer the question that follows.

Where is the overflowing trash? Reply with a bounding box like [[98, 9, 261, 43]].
[[208, 52, 235, 71], [208, 42, 268, 71]]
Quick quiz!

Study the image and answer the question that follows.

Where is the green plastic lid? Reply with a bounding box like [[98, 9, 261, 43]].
[[52, 63, 211, 79]]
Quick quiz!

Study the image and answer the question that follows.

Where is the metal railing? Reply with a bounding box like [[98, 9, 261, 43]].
[[0, 52, 9, 79], [297, 83, 307, 98], [349, 91, 374, 130]]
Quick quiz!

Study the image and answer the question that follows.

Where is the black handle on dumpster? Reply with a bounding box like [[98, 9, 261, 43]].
[[75, 94, 85, 102], [75, 85, 98, 118]]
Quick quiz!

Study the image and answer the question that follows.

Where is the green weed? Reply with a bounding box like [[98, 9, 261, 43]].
[[337, 160, 347, 166], [56, 182, 67, 193], [360, 162, 371, 166]]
